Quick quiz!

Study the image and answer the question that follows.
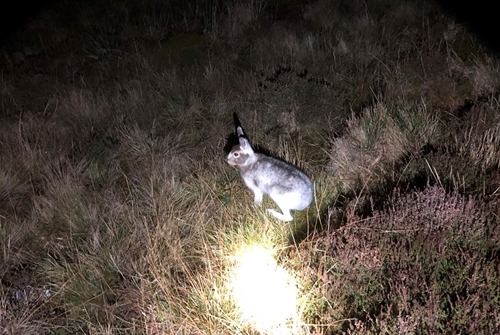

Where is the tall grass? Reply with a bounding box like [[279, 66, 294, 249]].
[[1, 0, 500, 334]]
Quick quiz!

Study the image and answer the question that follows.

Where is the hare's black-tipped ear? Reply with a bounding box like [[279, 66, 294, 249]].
[[237, 126, 244, 137], [233, 112, 242, 129]]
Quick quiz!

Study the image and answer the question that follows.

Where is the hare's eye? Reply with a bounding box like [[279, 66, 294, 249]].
[[233, 152, 239, 157]]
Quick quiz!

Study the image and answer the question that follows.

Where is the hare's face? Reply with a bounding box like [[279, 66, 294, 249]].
[[226, 146, 249, 166], [226, 133, 255, 166]]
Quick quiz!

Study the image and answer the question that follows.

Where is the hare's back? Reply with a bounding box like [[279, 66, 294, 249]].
[[252, 155, 311, 187]]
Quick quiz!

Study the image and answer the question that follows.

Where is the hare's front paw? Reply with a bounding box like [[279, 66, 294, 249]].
[[253, 191, 263, 205], [267, 209, 293, 222]]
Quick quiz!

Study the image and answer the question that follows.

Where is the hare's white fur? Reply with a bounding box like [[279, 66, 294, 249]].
[[226, 126, 313, 221]]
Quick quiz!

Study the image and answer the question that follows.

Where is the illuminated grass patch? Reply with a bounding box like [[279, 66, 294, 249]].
[[228, 244, 307, 335]]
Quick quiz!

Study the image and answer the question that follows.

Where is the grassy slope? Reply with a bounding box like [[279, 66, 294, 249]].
[[1, 0, 499, 333]]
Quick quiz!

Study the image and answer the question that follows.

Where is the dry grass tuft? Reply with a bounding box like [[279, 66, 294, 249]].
[[328, 102, 441, 191], [456, 102, 500, 171]]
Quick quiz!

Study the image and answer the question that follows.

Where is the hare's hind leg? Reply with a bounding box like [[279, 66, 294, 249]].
[[267, 208, 293, 222], [267, 194, 294, 221]]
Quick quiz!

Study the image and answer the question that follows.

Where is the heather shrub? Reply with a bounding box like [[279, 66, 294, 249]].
[[298, 186, 500, 333]]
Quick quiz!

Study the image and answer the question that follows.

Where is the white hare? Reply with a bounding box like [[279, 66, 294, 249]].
[[226, 126, 313, 221]]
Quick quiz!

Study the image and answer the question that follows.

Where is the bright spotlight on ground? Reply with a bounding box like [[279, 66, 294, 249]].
[[229, 244, 305, 335]]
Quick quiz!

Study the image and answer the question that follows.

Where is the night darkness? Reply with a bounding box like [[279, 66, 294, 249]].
[[1, 0, 500, 51], [0, 0, 57, 44], [437, 0, 500, 52]]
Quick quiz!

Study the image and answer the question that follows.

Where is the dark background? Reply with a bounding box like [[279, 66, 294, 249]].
[[1, 0, 499, 50], [0, 0, 57, 44]]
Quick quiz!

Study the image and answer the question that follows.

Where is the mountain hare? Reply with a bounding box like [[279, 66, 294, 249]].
[[226, 126, 313, 221]]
